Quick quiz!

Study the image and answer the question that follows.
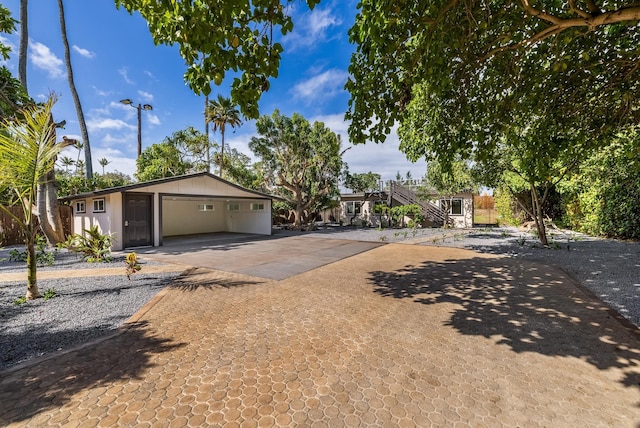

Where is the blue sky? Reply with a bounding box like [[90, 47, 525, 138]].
[[1, 0, 427, 182]]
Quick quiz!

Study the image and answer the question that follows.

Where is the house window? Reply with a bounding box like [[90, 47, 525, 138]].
[[227, 203, 240, 211], [251, 203, 265, 211], [198, 204, 215, 211], [345, 201, 362, 215], [93, 198, 105, 213], [75, 200, 86, 214], [441, 199, 463, 215]]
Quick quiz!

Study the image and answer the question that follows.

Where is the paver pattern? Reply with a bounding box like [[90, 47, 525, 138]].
[[1, 243, 639, 426]]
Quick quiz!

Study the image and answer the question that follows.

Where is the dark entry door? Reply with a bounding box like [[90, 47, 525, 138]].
[[124, 193, 152, 248]]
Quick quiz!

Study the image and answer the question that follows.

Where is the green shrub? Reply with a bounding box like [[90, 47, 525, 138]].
[[9, 235, 56, 266], [59, 225, 113, 262]]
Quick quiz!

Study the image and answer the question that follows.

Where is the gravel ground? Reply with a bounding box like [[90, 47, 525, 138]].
[[302, 225, 640, 327], [1, 226, 638, 372], [0, 250, 181, 371]]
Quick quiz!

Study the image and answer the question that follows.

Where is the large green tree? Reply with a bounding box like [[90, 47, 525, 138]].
[[346, 0, 640, 148], [249, 111, 344, 228], [136, 127, 211, 182], [115, 0, 320, 119], [0, 98, 71, 300]]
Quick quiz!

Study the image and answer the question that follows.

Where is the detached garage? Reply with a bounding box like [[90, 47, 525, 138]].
[[62, 172, 274, 251]]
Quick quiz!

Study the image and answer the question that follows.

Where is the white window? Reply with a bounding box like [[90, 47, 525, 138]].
[[93, 198, 105, 213], [227, 203, 240, 211], [441, 199, 463, 216], [75, 200, 86, 214], [198, 204, 215, 211], [251, 203, 265, 211], [345, 201, 362, 215]]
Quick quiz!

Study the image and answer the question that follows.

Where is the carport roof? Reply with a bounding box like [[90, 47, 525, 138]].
[[60, 172, 278, 202]]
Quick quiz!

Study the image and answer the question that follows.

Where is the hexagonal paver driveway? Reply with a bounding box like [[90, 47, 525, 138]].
[[1, 243, 639, 427]]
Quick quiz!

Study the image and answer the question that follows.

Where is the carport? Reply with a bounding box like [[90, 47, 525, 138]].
[[62, 172, 274, 251]]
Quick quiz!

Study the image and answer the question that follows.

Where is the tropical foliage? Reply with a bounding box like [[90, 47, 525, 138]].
[[0, 97, 71, 299], [115, 0, 320, 119], [206, 95, 242, 178], [136, 127, 210, 182], [249, 110, 344, 228], [560, 129, 640, 239]]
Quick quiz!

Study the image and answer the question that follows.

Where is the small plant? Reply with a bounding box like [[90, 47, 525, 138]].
[[60, 225, 113, 262], [125, 252, 142, 280], [360, 219, 368, 228], [13, 296, 27, 305], [501, 230, 510, 238], [517, 235, 526, 246], [379, 235, 388, 242], [9, 248, 24, 262], [9, 235, 56, 266], [43, 288, 57, 300]]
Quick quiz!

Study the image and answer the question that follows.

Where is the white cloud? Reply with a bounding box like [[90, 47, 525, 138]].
[[285, 7, 342, 51], [93, 86, 112, 97], [100, 133, 126, 146], [146, 113, 160, 126], [144, 70, 157, 80], [119, 67, 134, 84], [86, 118, 136, 133], [291, 69, 348, 101], [72, 45, 95, 59], [137, 90, 153, 102], [309, 113, 427, 180], [92, 146, 137, 178], [30, 41, 64, 78]]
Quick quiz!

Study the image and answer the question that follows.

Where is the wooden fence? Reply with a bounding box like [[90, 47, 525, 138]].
[[0, 205, 72, 247]]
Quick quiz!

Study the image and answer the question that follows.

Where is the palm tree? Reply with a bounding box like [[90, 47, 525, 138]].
[[206, 95, 242, 178], [75, 159, 85, 177], [98, 157, 111, 175], [18, 0, 27, 90], [204, 93, 210, 172], [59, 155, 74, 173], [58, 0, 92, 178], [0, 98, 71, 300]]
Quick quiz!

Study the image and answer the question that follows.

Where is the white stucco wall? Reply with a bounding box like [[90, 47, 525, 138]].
[[162, 199, 226, 236], [225, 200, 272, 235], [71, 194, 116, 243]]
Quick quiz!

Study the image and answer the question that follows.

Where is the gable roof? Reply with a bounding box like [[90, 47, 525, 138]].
[[60, 172, 276, 201]]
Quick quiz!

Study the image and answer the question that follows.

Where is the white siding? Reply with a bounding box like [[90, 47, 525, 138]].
[[163, 199, 226, 236]]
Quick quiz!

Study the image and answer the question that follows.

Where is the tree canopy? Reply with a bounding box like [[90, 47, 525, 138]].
[[249, 110, 344, 228], [115, 0, 319, 119], [347, 0, 640, 148], [136, 127, 210, 182]]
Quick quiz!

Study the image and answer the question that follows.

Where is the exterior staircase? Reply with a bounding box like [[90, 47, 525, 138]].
[[388, 183, 449, 226]]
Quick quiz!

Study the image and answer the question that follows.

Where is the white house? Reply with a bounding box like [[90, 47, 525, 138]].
[[338, 184, 475, 228], [61, 172, 274, 251]]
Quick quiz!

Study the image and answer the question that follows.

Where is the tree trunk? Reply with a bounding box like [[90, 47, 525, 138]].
[[294, 190, 303, 229], [58, 0, 93, 178], [18, 0, 28, 90], [205, 94, 210, 172], [530, 183, 548, 246], [25, 234, 40, 300], [219, 128, 225, 178]]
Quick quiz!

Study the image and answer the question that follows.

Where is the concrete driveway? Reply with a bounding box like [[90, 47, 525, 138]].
[[138, 231, 383, 280], [1, 239, 639, 426]]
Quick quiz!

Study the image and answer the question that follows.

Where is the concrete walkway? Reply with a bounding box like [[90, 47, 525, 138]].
[[1, 243, 639, 426]]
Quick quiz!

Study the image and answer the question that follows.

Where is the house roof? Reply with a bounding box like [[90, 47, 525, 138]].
[[60, 172, 277, 201]]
